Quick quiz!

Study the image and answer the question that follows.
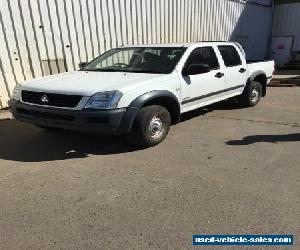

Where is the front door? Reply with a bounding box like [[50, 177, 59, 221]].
[[180, 46, 225, 112], [271, 36, 294, 67]]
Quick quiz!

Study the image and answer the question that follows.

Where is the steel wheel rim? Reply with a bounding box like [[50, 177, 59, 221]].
[[149, 116, 164, 139], [251, 88, 259, 103]]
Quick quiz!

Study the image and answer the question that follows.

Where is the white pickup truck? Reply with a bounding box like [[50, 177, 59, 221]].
[[10, 42, 274, 147]]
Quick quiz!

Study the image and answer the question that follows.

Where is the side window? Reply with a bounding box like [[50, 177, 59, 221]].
[[185, 47, 219, 71], [218, 45, 242, 67]]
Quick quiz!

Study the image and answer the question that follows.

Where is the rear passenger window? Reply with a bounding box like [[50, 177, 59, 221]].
[[185, 47, 219, 70], [218, 45, 242, 67]]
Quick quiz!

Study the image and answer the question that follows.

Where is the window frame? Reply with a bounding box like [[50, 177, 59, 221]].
[[217, 45, 242, 67], [183, 46, 220, 73]]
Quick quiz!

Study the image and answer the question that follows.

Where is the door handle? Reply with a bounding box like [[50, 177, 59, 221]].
[[215, 72, 224, 78], [239, 68, 246, 73]]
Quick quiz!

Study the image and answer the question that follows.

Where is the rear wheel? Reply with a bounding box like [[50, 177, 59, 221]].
[[126, 105, 171, 147], [238, 81, 262, 107]]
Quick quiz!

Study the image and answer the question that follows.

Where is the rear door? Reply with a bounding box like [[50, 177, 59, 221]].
[[180, 46, 226, 112], [217, 45, 248, 93]]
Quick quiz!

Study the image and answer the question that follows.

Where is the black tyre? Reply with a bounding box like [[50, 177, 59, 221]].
[[238, 81, 262, 107], [126, 105, 171, 147]]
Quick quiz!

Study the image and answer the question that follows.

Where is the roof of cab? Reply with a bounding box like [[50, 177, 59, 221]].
[[120, 41, 234, 48]]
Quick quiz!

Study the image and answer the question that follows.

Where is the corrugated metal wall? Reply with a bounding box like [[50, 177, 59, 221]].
[[0, 0, 272, 108], [272, 3, 300, 51]]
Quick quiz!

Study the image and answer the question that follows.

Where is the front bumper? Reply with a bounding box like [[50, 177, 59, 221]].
[[9, 100, 137, 135]]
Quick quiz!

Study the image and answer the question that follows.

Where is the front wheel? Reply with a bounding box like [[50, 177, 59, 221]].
[[238, 81, 262, 107], [126, 105, 171, 147]]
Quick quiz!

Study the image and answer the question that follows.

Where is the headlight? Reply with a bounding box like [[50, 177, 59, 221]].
[[84, 91, 122, 109], [12, 84, 21, 101]]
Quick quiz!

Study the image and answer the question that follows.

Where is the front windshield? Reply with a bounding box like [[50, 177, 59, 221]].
[[81, 47, 186, 74]]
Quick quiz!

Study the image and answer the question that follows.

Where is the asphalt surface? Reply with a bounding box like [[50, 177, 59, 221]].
[[0, 87, 299, 250]]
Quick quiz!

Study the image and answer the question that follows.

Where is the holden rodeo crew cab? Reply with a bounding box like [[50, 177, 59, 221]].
[[10, 42, 274, 147]]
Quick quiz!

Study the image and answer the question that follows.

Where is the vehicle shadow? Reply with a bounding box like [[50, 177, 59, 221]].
[[226, 133, 300, 145], [0, 119, 141, 162], [180, 107, 211, 122], [0, 100, 244, 163]]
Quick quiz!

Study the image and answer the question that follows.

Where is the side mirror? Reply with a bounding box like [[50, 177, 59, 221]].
[[78, 62, 87, 68], [183, 64, 210, 76]]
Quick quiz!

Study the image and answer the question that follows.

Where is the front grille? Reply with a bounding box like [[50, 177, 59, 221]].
[[21, 90, 82, 108], [17, 108, 74, 121]]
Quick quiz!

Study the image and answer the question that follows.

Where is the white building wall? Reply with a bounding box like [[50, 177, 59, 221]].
[[0, 0, 273, 108], [272, 3, 300, 52]]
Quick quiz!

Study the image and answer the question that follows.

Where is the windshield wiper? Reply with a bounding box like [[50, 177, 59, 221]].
[[82, 68, 168, 74], [127, 69, 166, 74], [82, 68, 127, 72]]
